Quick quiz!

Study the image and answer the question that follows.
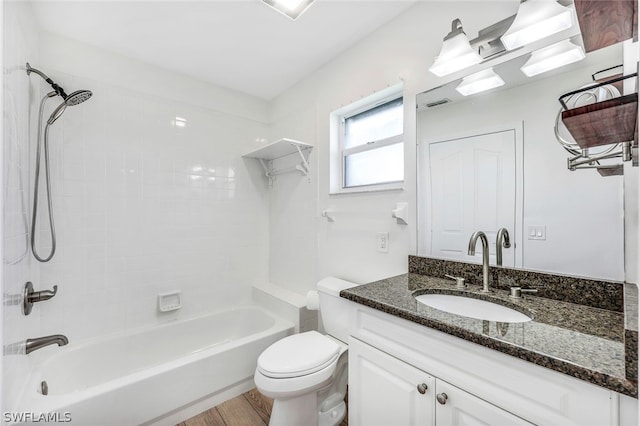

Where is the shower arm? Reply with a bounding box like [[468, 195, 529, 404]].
[[26, 62, 68, 99]]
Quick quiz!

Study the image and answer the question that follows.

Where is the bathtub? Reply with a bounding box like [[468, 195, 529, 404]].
[[14, 306, 293, 425]]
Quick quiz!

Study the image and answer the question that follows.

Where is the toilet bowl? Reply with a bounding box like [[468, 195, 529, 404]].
[[254, 277, 358, 426]]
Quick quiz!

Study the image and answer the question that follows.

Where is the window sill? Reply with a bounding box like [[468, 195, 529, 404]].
[[329, 181, 404, 196]]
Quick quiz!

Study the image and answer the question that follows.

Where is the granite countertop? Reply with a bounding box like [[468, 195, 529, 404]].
[[341, 273, 638, 398]]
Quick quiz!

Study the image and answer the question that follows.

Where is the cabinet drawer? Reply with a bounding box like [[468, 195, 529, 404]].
[[435, 379, 533, 425], [350, 305, 616, 426]]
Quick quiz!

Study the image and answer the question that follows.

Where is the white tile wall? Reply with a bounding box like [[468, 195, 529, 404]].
[[34, 70, 272, 341], [3, 27, 276, 412], [2, 0, 41, 412]]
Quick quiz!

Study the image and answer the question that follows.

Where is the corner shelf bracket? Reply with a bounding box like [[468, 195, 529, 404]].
[[243, 138, 313, 184]]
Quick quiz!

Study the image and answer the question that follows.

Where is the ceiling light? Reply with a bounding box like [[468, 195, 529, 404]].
[[262, 0, 316, 20], [521, 39, 585, 76], [455, 68, 505, 96], [429, 19, 483, 77], [501, 0, 573, 51]]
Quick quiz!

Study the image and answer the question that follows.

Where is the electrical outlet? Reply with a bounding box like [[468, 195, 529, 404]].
[[377, 232, 389, 253], [527, 226, 546, 240]]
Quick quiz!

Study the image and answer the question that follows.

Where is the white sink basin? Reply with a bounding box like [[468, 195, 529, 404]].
[[415, 293, 532, 323]]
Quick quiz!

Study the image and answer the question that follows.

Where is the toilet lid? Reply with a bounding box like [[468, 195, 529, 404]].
[[257, 331, 340, 379]]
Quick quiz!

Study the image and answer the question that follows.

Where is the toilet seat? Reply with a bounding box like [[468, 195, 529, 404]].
[[257, 331, 340, 379]]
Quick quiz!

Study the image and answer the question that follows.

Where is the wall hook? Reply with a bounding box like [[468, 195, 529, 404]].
[[392, 202, 409, 225], [321, 210, 335, 222]]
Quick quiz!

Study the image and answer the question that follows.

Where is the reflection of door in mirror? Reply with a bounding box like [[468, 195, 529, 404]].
[[416, 43, 625, 281], [422, 130, 517, 267]]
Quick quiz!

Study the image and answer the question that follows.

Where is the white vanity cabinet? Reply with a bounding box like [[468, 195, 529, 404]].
[[350, 337, 532, 426], [349, 337, 435, 426], [348, 305, 632, 426]]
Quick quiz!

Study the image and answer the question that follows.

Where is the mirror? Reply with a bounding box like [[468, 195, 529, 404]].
[[416, 43, 626, 282]]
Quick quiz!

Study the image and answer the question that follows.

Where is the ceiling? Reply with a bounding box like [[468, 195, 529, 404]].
[[30, 0, 418, 100]]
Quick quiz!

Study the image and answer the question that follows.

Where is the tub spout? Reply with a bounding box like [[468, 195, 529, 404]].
[[25, 335, 68, 354]]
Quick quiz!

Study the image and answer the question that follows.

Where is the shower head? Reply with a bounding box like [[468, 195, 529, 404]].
[[64, 90, 92, 106], [47, 90, 92, 125]]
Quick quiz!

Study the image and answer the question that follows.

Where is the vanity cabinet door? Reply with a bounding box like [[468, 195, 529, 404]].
[[349, 337, 435, 426], [434, 380, 534, 426]]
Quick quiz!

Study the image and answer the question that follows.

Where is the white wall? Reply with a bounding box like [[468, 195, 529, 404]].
[[2, 0, 41, 413], [267, 107, 318, 295], [29, 34, 273, 342], [268, 2, 519, 287], [268, 1, 637, 290]]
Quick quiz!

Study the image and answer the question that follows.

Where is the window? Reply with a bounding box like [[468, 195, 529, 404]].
[[332, 93, 404, 193]]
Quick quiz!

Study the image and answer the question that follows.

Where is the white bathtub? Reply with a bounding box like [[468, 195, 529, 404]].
[[15, 306, 293, 425]]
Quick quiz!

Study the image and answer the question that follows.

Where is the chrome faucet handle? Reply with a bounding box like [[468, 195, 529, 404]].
[[509, 286, 538, 299], [445, 274, 466, 289], [23, 282, 58, 315]]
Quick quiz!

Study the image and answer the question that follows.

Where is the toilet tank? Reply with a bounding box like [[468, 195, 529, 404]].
[[317, 277, 360, 344]]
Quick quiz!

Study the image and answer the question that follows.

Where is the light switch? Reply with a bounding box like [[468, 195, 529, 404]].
[[527, 226, 546, 240]]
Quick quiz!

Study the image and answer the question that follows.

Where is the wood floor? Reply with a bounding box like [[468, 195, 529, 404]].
[[177, 389, 348, 426]]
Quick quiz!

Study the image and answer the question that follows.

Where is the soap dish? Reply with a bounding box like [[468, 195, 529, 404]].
[[158, 291, 182, 312]]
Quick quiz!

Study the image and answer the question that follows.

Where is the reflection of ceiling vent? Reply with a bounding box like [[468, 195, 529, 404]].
[[425, 98, 451, 108]]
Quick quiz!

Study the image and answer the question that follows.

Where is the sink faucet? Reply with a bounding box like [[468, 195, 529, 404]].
[[468, 231, 490, 292], [25, 335, 68, 354], [496, 228, 511, 267]]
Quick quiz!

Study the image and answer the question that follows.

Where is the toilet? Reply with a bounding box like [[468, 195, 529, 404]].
[[254, 277, 358, 426]]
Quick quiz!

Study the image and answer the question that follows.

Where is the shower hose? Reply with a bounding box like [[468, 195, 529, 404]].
[[31, 92, 57, 262]]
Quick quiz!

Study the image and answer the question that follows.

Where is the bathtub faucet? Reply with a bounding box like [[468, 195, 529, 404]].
[[25, 335, 69, 354]]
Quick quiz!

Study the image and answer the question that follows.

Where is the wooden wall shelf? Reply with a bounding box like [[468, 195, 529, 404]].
[[562, 93, 638, 148], [575, 0, 637, 53]]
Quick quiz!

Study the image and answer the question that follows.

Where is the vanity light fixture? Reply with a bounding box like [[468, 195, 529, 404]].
[[429, 19, 483, 77], [521, 39, 585, 77], [455, 68, 505, 96], [262, 0, 316, 20], [501, 0, 573, 51]]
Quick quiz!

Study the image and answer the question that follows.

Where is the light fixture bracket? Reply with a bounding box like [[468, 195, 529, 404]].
[[443, 19, 467, 41], [469, 15, 517, 60]]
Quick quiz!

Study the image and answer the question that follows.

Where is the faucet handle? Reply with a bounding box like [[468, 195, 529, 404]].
[[445, 274, 466, 289], [509, 286, 538, 299], [23, 282, 58, 315]]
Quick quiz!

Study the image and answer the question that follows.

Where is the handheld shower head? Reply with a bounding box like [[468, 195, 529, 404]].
[[47, 103, 67, 125], [29, 65, 93, 263]]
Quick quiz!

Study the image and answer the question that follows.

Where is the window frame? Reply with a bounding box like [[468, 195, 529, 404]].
[[336, 94, 405, 193]]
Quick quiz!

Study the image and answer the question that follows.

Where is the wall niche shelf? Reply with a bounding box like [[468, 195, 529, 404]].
[[243, 138, 313, 182]]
